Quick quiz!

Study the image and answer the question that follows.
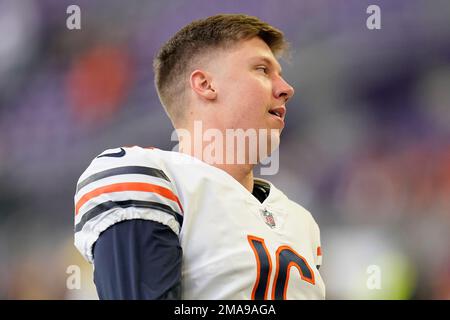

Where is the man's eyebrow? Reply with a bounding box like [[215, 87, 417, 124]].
[[251, 56, 283, 75]]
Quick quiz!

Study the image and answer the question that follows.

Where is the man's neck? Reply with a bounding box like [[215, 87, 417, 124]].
[[213, 163, 255, 192], [178, 146, 254, 193], [177, 127, 256, 192]]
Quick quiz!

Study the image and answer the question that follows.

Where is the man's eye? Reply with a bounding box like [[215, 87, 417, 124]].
[[256, 66, 268, 73]]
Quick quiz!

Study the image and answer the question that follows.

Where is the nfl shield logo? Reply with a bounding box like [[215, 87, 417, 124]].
[[261, 209, 276, 228]]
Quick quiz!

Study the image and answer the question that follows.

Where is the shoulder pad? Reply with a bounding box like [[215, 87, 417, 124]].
[[73, 146, 183, 263]]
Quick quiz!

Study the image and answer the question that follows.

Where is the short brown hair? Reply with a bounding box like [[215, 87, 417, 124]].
[[153, 14, 288, 122]]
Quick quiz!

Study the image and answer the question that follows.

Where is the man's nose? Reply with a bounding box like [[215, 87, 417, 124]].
[[274, 77, 295, 103]]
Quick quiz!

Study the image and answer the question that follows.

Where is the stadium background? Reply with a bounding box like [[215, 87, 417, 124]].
[[0, 0, 449, 299]]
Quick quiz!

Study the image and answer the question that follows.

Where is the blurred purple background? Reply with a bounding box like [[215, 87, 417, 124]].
[[0, 0, 449, 299]]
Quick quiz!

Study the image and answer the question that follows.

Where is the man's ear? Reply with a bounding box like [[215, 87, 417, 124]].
[[189, 69, 217, 100]]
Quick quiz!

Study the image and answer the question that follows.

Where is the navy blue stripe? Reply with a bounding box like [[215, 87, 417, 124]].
[[274, 249, 314, 299], [74, 200, 183, 233], [249, 238, 271, 300], [76, 166, 170, 192]]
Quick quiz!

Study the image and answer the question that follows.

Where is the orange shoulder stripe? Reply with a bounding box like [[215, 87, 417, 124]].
[[75, 182, 183, 215]]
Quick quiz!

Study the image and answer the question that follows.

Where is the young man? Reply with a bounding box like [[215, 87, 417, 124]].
[[74, 14, 325, 299]]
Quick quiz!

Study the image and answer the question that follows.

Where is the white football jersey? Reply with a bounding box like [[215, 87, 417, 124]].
[[74, 146, 325, 299]]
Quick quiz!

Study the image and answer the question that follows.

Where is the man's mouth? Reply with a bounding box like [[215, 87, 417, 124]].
[[269, 110, 282, 117], [268, 105, 286, 121]]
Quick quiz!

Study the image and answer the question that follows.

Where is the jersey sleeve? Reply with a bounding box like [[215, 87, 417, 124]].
[[93, 219, 182, 299], [73, 146, 184, 263]]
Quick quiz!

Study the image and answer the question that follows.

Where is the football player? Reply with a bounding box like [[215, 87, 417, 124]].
[[74, 14, 325, 299]]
